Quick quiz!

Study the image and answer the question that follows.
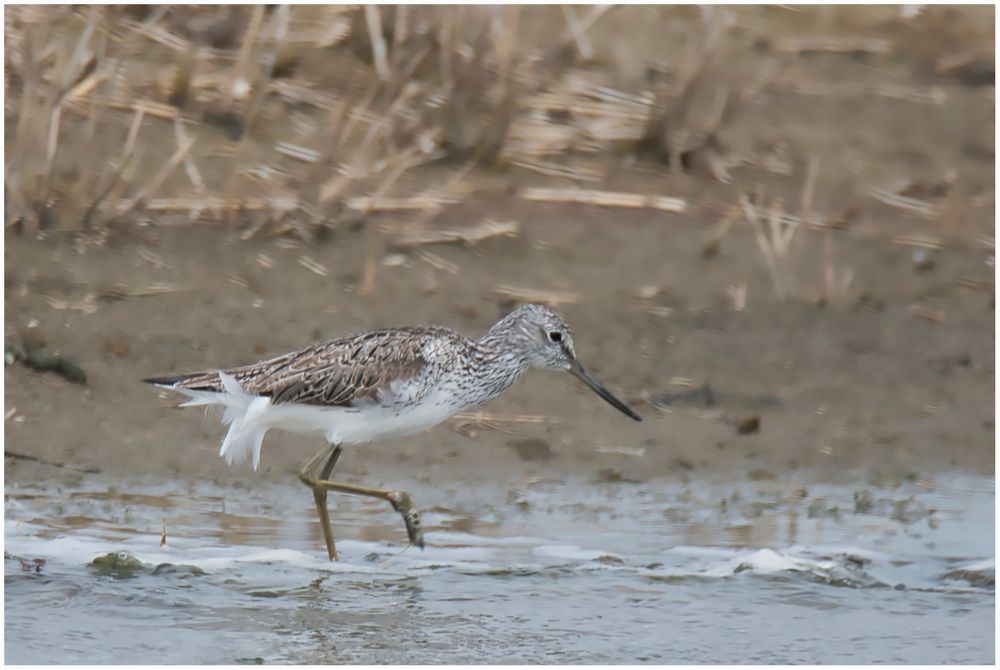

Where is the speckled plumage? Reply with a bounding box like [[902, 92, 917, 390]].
[[147, 325, 463, 407], [145, 304, 640, 470]]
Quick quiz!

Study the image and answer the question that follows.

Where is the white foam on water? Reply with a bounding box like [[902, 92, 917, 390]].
[[5, 520, 401, 576], [1, 515, 957, 589], [789, 544, 892, 562], [663, 545, 744, 559], [425, 530, 551, 547], [531, 544, 621, 562], [649, 545, 886, 585], [732, 548, 813, 574], [956, 557, 995, 572]]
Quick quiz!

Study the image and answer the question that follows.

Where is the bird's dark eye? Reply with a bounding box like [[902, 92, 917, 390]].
[[548, 331, 562, 343]]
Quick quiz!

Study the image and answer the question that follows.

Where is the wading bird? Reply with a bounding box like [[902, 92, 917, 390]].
[[145, 304, 641, 560]]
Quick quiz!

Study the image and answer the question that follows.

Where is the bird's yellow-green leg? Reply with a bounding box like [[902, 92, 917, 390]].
[[309, 479, 424, 550], [299, 443, 343, 561], [298, 443, 425, 560]]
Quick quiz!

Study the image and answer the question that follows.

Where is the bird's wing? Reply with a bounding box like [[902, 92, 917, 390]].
[[145, 327, 444, 407]]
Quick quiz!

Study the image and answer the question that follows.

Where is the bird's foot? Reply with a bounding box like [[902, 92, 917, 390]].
[[388, 491, 424, 549]]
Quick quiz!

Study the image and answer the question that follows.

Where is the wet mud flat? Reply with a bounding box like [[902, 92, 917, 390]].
[[4, 211, 995, 483], [4, 471, 994, 664]]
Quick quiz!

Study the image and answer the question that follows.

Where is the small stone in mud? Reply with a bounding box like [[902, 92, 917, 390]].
[[746, 468, 775, 481], [152, 563, 206, 578], [21, 324, 49, 352], [671, 457, 695, 471], [911, 249, 936, 273], [89, 551, 145, 579], [891, 497, 929, 524], [594, 468, 641, 484], [736, 415, 760, 435], [941, 567, 995, 588], [650, 384, 716, 408], [593, 555, 624, 565], [852, 294, 886, 312], [854, 490, 875, 514], [102, 333, 131, 358], [506, 438, 553, 462], [807, 499, 841, 520]]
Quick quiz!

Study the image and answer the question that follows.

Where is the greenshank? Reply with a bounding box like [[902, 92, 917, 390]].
[[145, 304, 641, 560]]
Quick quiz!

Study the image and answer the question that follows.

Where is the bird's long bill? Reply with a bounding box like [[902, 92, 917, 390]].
[[569, 360, 642, 422]]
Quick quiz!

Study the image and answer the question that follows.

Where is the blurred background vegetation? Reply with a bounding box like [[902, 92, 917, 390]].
[[5, 5, 993, 264]]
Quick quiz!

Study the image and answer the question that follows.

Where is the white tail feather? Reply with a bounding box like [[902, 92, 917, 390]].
[[165, 372, 270, 470]]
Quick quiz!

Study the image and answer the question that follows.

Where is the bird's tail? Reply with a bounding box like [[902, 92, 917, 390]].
[[152, 371, 269, 470]]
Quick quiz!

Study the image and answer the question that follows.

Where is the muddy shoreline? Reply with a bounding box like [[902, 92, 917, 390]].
[[5, 210, 994, 492]]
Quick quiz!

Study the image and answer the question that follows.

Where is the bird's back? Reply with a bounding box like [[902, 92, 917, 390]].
[[145, 325, 468, 409]]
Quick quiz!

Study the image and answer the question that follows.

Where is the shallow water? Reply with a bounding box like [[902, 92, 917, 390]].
[[5, 471, 994, 664]]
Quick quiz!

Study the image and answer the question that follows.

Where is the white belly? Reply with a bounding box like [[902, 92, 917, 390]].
[[264, 395, 460, 446], [170, 373, 468, 470]]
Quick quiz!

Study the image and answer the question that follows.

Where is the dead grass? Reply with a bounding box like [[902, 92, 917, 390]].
[[4, 5, 993, 302]]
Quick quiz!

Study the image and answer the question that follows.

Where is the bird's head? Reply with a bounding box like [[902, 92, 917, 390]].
[[492, 304, 641, 421]]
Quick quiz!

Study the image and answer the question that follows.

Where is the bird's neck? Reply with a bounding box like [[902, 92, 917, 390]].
[[464, 320, 532, 405]]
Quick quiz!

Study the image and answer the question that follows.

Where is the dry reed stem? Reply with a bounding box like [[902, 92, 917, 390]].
[[64, 98, 179, 119], [274, 142, 320, 163], [417, 250, 459, 275], [510, 159, 602, 182], [639, 305, 674, 317], [227, 5, 265, 103], [391, 219, 520, 249], [560, 5, 593, 59], [346, 196, 458, 213], [174, 118, 205, 193], [364, 6, 390, 80], [520, 187, 686, 212], [951, 276, 993, 292], [63, 71, 106, 103], [357, 251, 377, 296], [494, 284, 580, 306], [910, 304, 945, 322], [701, 210, 738, 258], [314, 15, 352, 49], [80, 103, 146, 228], [298, 255, 329, 277], [451, 412, 562, 425], [741, 193, 799, 300], [120, 15, 194, 54], [114, 136, 196, 218], [142, 197, 299, 215], [772, 79, 946, 104], [870, 188, 939, 218], [776, 37, 890, 54], [890, 235, 946, 251]]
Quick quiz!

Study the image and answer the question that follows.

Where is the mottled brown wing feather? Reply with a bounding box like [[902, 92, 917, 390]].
[[144, 327, 441, 407]]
